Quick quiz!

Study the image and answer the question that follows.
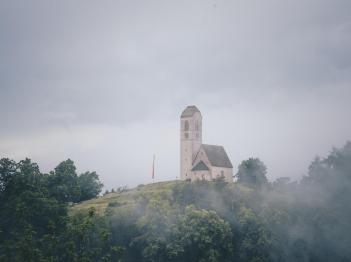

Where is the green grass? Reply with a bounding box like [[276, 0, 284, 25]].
[[70, 180, 255, 218], [70, 180, 181, 216]]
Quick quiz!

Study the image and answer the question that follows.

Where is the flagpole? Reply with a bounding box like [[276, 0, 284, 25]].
[[152, 154, 155, 183]]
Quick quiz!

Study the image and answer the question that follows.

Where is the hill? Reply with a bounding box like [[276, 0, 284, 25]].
[[70, 179, 259, 261], [68, 140, 351, 261], [2, 142, 351, 261], [71, 180, 254, 216], [71, 181, 180, 215]]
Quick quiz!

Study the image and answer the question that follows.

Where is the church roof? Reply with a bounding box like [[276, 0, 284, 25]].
[[191, 161, 210, 171], [181, 105, 201, 118], [201, 144, 233, 168]]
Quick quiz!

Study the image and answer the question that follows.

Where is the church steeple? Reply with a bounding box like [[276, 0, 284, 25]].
[[180, 106, 202, 180]]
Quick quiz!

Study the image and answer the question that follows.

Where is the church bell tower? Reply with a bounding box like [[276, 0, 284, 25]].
[[180, 106, 202, 180]]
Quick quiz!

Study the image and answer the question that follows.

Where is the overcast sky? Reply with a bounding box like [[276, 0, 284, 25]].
[[1, 0, 351, 188]]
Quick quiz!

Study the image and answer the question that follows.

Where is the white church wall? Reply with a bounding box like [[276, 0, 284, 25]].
[[211, 166, 233, 182], [180, 106, 233, 183], [180, 110, 202, 180], [192, 147, 211, 170], [191, 170, 211, 181], [180, 137, 193, 180], [189, 112, 202, 160]]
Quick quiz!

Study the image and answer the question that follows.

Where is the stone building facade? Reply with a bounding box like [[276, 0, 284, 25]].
[[180, 105, 233, 182]]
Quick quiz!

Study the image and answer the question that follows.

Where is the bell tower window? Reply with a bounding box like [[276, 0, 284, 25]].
[[184, 120, 189, 131]]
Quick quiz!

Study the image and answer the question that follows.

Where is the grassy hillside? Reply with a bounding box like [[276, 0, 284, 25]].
[[71, 180, 183, 215], [3, 142, 351, 261], [69, 140, 351, 262], [70, 180, 255, 217]]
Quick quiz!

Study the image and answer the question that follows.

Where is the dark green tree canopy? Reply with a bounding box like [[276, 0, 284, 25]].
[[47, 159, 81, 203], [0, 158, 17, 194], [0, 157, 106, 261], [167, 205, 233, 262], [78, 171, 103, 202], [236, 158, 268, 188]]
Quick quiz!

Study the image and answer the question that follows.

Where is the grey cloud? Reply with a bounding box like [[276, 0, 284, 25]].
[[1, 0, 351, 186]]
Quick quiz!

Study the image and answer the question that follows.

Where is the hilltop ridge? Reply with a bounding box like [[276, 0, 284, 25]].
[[71, 180, 180, 215]]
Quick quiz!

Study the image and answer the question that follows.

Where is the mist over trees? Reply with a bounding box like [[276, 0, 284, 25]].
[[1, 142, 351, 261], [236, 158, 268, 188]]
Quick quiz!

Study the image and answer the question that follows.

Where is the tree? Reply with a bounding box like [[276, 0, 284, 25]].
[[301, 141, 351, 206], [166, 205, 234, 262], [0, 158, 67, 261], [0, 158, 17, 194], [236, 158, 268, 188], [237, 207, 273, 262], [47, 159, 81, 203], [78, 171, 103, 202], [60, 207, 123, 262]]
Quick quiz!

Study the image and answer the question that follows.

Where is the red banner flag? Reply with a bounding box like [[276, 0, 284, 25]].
[[152, 155, 155, 180]]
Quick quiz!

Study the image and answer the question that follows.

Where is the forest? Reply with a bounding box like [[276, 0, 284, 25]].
[[1, 141, 351, 262]]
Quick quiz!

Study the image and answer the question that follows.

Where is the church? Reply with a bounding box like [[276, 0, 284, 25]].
[[180, 105, 233, 182]]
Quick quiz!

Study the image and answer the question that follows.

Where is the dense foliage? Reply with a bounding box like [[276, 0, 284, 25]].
[[0, 158, 105, 261], [236, 158, 268, 188], [1, 142, 351, 261]]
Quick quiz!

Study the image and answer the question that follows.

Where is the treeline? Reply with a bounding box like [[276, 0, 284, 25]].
[[1, 142, 351, 261], [0, 158, 106, 261], [103, 142, 351, 262]]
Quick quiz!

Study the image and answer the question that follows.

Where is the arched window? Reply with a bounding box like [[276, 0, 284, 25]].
[[184, 120, 189, 131]]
